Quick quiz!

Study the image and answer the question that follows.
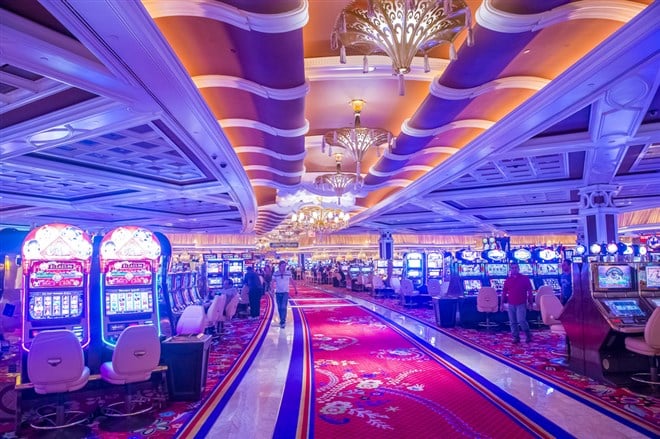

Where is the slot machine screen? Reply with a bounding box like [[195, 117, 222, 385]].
[[208, 277, 223, 286], [601, 299, 645, 317], [537, 264, 559, 276], [486, 264, 508, 277], [407, 270, 421, 278], [490, 279, 505, 291], [518, 264, 534, 276], [543, 278, 560, 291], [105, 289, 154, 315], [458, 264, 482, 277], [645, 266, 660, 289], [361, 267, 371, 273], [207, 262, 222, 274], [228, 262, 242, 273], [392, 260, 403, 268], [463, 279, 482, 294], [29, 290, 83, 320], [594, 265, 633, 291], [407, 259, 421, 269]]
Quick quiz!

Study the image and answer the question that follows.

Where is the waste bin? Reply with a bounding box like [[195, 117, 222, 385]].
[[161, 334, 212, 401], [433, 297, 458, 327]]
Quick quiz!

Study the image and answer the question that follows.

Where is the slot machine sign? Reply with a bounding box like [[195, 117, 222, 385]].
[[104, 260, 153, 286], [100, 226, 161, 264]]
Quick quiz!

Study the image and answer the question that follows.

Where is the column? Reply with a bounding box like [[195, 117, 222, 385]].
[[578, 184, 620, 247]]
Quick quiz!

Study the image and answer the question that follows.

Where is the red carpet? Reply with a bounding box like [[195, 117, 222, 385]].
[[321, 285, 660, 433], [295, 290, 549, 438]]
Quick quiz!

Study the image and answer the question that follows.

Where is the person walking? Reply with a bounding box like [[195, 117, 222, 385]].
[[243, 266, 262, 319], [501, 263, 533, 343], [559, 260, 573, 304], [271, 260, 298, 328]]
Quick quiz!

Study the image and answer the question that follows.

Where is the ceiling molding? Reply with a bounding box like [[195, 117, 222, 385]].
[[193, 75, 309, 100], [234, 146, 306, 161], [219, 118, 309, 137], [430, 75, 550, 99], [401, 118, 494, 137], [305, 55, 446, 82]]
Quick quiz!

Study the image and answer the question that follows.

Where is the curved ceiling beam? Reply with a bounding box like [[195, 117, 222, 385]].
[[401, 118, 495, 138], [383, 146, 459, 161], [234, 146, 306, 161], [477, 0, 645, 33], [244, 165, 305, 178], [430, 75, 550, 99], [367, 165, 433, 178], [193, 75, 309, 100], [218, 118, 310, 137], [142, 0, 309, 33]]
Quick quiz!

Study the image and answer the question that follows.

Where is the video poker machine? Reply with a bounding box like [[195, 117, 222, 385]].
[[533, 247, 561, 292], [561, 262, 651, 384], [99, 226, 161, 347], [403, 252, 424, 289], [455, 250, 484, 295], [20, 224, 93, 351], [483, 248, 508, 293]]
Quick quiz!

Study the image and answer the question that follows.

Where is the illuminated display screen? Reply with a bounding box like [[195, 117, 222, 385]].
[[519, 264, 534, 276], [104, 260, 153, 286], [376, 261, 388, 268], [595, 265, 633, 290], [645, 266, 660, 288], [486, 264, 508, 277], [407, 270, 421, 278], [360, 267, 371, 273], [392, 260, 403, 268], [228, 262, 243, 273], [602, 299, 645, 317], [29, 290, 83, 320], [207, 262, 222, 274], [428, 269, 441, 277], [28, 260, 84, 289], [651, 298, 660, 308], [105, 289, 153, 315], [458, 264, 482, 277], [208, 277, 223, 286], [490, 279, 505, 291], [407, 259, 421, 269], [537, 264, 559, 276], [543, 278, 560, 290], [463, 279, 482, 293]]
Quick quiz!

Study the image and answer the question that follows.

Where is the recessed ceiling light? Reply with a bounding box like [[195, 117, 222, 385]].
[[522, 49, 531, 54]]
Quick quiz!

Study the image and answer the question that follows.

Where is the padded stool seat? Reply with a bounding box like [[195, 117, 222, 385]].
[[625, 307, 660, 385]]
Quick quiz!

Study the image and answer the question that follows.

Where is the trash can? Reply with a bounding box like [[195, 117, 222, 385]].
[[161, 334, 212, 401], [433, 297, 458, 327]]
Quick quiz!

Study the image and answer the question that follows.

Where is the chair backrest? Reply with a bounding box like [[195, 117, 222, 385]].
[[224, 294, 240, 321], [111, 325, 160, 380], [176, 304, 207, 335], [645, 307, 660, 348], [427, 279, 442, 295], [535, 285, 554, 305], [440, 281, 450, 296], [477, 286, 498, 312], [390, 277, 401, 293], [27, 330, 86, 393], [540, 294, 563, 326], [207, 294, 226, 326], [373, 276, 385, 289], [400, 278, 415, 296]]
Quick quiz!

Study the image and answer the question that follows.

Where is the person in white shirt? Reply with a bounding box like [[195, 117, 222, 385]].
[[270, 260, 298, 328]]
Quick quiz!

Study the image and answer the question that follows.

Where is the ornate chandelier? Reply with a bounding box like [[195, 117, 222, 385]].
[[322, 99, 393, 181], [291, 206, 350, 234], [314, 153, 363, 204], [332, 0, 473, 95]]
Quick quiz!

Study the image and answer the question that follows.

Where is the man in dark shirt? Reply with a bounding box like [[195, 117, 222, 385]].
[[559, 260, 572, 304], [243, 266, 262, 318], [502, 263, 533, 343]]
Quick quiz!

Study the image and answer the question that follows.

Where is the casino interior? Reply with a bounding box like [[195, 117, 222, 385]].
[[1, 1, 659, 438]]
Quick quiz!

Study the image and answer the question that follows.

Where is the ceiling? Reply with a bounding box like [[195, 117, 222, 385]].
[[1, 0, 659, 240]]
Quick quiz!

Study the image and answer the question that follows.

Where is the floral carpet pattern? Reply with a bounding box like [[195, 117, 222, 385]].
[[299, 297, 554, 438], [0, 297, 270, 439], [323, 286, 660, 433]]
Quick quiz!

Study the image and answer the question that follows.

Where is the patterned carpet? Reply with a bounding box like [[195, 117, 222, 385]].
[[285, 291, 563, 438], [0, 297, 271, 439], [321, 286, 660, 434]]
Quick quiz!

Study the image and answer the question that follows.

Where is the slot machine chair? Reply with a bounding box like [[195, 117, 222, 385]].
[[389, 277, 401, 295], [540, 294, 569, 359], [372, 276, 392, 298], [176, 305, 207, 335], [100, 325, 162, 417], [26, 330, 91, 430], [477, 287, 499, 331], [427, 279, 443, 296], [532, 285, 555, 327], [625, 307, 660, 386], [399, 278, 417, 307], [205, 295, 226, 337]]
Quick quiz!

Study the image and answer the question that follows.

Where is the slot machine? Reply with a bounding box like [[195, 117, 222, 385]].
[[426, 252, 443, 282], [638, 264, 660, 310], [205, 258, 225, 296], [455, 249, 484, 295], [375, 260, 388, 280], [533, 247, 561, 292], [99, 226, 161, 348], [20, 224, 93, 351], [227, 259, 244, 287], [403, 252, 424, 289], [391, 259, 404, 278], [0, 229, 28, 337], [483, 248, 508, 293]]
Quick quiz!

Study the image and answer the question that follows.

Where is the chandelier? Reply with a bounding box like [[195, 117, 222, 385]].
[[322, 99, 393, 181], [291, 206, 350, 234], [332, 0, 473, 95], [314, 153, 362, 204]]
